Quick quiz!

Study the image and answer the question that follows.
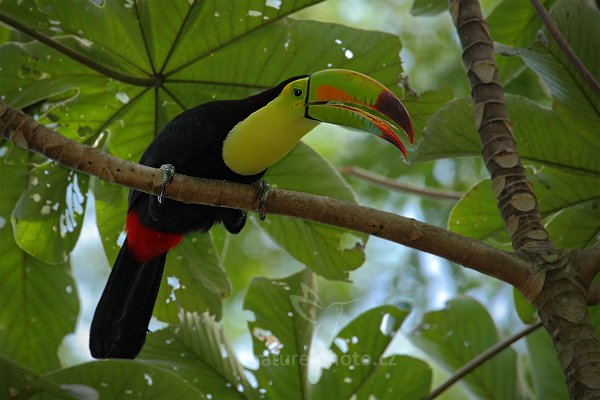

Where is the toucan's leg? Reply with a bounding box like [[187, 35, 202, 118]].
[[158, 164, 176, 204], [254, 180, 270, 221]]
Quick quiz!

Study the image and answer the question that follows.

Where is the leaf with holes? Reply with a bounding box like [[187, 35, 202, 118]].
[[139, 312, 256, 399], [313, 305, 431, 400], [153, 232, 230, 323], [0, 146, 79, 373]]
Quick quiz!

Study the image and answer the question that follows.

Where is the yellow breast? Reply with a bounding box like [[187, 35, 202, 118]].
[[222, 98, 319, 176]]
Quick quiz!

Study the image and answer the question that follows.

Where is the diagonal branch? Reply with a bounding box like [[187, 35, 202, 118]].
[[341, 166, 462, 201], [449, 0, 552, 253], [427, 321, 543, 400], [0, 101, 532, 291], [450, 2, 600, 398], [530, 0, 600, 96]]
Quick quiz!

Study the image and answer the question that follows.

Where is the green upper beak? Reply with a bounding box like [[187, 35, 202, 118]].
[[305, 69, 413, 157]]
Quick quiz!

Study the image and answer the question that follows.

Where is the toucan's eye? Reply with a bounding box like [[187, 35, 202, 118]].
[[292, 88, 303, 97]]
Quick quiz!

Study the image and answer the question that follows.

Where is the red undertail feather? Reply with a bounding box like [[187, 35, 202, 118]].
[[126, 210, 183, 261]]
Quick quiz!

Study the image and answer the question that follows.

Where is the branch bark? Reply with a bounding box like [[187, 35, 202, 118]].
[[450, 1, 600, 398], [0, 101, 532, 291], [449, 0, 551, 253]]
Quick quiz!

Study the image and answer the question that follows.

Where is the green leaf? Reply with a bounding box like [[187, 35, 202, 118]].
[[418, 93, 599, 248], [261, 143, 367, 280], [142, 0, 325, 77], [410, 296, 518, 399], [449, 166, 600, 248], [1, 0, 406, 271], [0, 146, 79, 373], [1, 0, 156, 76], [545, 200, 600, 249], [93, 179, 128, 262], [139, 312, 256, 399], [244, 269, 316, 400], [488, 0, 556, 85], [489, 0, 556, 47], [410, 0, 447, 16], [525, 328, 569, 399], [167, 18, 405, 102], [0, 255, 78, 374], [12, 163, 88, 264], [513, 0, 600, 131], [313, 305, 431, 400], [417, 95, 599, 173], [404, 87, 454, 153], [513, 289, 537, 325], [447, 179, 505, 242], [43, 360, 205, 399], [0, 356, 78, 399], [153, 232, 230, 323]]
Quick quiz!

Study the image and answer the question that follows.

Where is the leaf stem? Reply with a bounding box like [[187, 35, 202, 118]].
[[0, 12, 157, 87], [529, 0, 600, 96], [426, 321, 543, 400], [341, 166, 462, 201]]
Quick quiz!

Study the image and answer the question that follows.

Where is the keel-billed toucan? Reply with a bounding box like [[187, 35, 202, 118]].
[[90, 69, 414, 359]]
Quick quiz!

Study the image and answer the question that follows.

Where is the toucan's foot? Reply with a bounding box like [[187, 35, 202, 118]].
[[254, 180, 270, 221], [158, 164, 175, 204]]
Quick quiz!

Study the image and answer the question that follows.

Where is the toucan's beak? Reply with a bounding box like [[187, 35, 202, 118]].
[[305, 69, 413, 157]]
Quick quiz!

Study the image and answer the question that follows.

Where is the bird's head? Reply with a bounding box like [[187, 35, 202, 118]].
[[279, 69, 413, 155], [222, 69, 414, 175]]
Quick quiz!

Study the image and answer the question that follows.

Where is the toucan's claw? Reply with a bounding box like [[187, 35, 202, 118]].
[[158, 164, 175, 204], [254, 180, 270, 221]]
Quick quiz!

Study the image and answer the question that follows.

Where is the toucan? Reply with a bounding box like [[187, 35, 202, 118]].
[[89, 69, 414, 359]]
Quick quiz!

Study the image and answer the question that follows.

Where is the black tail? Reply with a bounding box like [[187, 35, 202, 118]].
[[90, 239, 166, 359]]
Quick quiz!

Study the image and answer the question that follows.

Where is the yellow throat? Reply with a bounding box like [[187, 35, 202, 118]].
[[222, 79, 319, 176]]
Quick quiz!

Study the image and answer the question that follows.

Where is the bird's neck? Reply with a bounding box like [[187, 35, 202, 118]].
[[222, 103, 319, 176]]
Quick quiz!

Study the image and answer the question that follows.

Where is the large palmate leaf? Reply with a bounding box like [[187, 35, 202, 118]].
[[0, 0, 407, 277], [410, 296, 518, 399], [0, 145, 79, 374]]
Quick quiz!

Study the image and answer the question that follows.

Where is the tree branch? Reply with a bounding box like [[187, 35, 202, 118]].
[[575, 241, 600, 289], [450, 2, 600, 398], [341, 166, 463, 201], [0, 101, 532, 291], [529, 0, 600, 96], [427, 321, 543, 400], [449, 0, 552, 253]]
